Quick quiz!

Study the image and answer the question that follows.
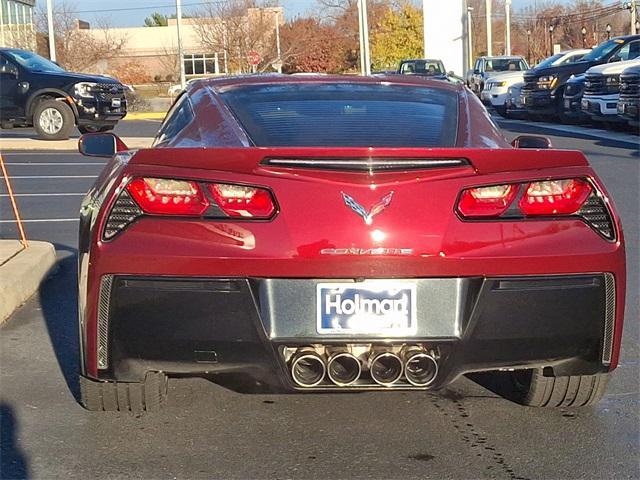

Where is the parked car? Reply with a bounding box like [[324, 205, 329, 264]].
[[76, 75, 624, 412], [467, 56, 529, 94], [0, 48, 127, 140], [481, 50, 590, 117], [582, 57, 640, 126], [398, 59, 447, 79], [522, 35, 640, 122], [562, 74, 590, 123], [617, 64, 640, 127], [505, 81, 527, 118]]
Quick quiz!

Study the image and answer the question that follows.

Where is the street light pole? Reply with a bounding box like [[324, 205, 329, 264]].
[[222, 21, 228, 74], [46, 0, 56, 62], [632, 0, 637, 35], [526, 29, 531, 65], [176, 0, 186, 88], [485, 0, 492, 56], [505, 0, 512, 56], [274, 9, 281, 73], [548, 24, 554, 56], [357, 0, 371, 75], [467, 7, 474, 71], [581, 26, 587, 48]]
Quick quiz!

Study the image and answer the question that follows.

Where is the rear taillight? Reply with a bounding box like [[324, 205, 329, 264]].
[[457, 184, 518, 217], [457, 178, 615, 240], [208, 183, 276, 218], [126, 178, 209, 216], [103, 177, 277, 240], [519, 179, 591, 216]]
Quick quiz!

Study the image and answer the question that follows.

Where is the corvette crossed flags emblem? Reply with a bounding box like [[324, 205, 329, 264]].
[[341, 191, 394, 225]]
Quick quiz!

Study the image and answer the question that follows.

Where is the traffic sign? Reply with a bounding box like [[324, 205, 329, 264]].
[[248, 51, 261, 66]]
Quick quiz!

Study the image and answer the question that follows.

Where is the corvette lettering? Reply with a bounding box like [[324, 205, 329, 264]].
[[320, 248, 413, 256]]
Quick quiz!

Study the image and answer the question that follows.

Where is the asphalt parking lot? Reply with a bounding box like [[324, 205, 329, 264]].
[[1, 119, 638, 479]]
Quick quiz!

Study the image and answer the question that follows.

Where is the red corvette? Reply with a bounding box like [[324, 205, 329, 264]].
[[77, 75, 625, 412]]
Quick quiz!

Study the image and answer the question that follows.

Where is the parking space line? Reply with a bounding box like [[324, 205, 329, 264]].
[[0, 218, 79, 223], [7, 175, 97, 179], [4, 162, 106, 166], [0, 193, 86, 197]]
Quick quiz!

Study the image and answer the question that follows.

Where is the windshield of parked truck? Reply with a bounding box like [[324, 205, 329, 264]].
[[535, 54, 563, 69], [5, 49, 65, 73], [485, 58, 527, 72], [581, 40, 623, 62], [400, 60, 445, 75]]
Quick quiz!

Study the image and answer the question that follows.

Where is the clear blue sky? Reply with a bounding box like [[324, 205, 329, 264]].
[[61, 0, 570, 28]]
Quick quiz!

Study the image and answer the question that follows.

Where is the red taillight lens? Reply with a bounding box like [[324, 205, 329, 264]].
[[126, 177, 209, 215], [519, 179, 591, 216], [457, 184, 518, 217], [208, 183, 276, 218]]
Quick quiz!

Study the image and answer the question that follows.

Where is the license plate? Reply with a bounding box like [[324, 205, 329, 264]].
[[111, 98, 122, 108], [582, 99, 589, 110], [317, 281, 417, 335]]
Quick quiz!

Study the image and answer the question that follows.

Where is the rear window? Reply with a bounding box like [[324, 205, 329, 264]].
[[219, 83, 459, 147]]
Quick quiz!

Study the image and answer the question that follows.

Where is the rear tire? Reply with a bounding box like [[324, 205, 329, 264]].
[[33, 99, 75, 140], [505, 369, 609, 407], [79, 372, 168, 412]]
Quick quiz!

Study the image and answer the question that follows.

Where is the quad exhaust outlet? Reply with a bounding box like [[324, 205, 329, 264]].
[[287, 345, 438, 388]]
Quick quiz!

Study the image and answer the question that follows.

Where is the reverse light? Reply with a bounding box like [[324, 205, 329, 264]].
[[208, 183, 276, 218], [519, 179, 592, 216], [457, 184, 518, 217], [126, 177, 209, 215]]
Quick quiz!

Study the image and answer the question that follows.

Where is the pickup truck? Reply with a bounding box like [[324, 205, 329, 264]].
[[0, 48, 127, 140], [467, 56, 529, 95]]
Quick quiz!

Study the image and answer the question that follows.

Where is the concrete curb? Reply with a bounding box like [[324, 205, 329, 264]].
[[0, 137, 153, 152], [0, 241, 57, 324], [124, 112, 167, 120]]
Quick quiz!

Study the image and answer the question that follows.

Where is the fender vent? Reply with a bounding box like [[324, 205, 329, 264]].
[[97, 275, 114, 370], [103, 190, 143, 240], [577, 193, 616, 241], [602, 273, 616, 365]]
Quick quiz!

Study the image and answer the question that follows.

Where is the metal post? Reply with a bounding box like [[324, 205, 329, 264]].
[[422, 0, 428, 58], [361, 0, 371, 75], [222, 21, 228, 74], [46, 0, 56, 62], [357, 0, 365, 75], [274, 9, 281, 73], [526, 30, 531, 65], [176, 0, 186, 88], [485, 0, 492, 56], [467, 7, 474, 70], [505, 0, 511, 56], [632, 0, 637, 35]]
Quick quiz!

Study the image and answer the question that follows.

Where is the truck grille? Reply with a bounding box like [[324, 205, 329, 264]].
[[94, 83, 125, 101], [585, 74, 619, 95], [620, 72, 640, 98], [521, 73, 539, 92]]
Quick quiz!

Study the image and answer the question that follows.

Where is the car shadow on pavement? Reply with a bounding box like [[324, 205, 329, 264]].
[[0, 403, 30, 479], [39, 247, 80, 403]]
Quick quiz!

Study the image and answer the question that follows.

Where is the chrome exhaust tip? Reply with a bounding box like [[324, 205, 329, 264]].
[[369, 351, 403, 386], [290, 349, 326, 387], [404, 350, 438, 387], [327, 352, 362, 386]]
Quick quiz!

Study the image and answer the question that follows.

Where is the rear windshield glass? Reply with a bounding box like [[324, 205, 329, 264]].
[[219, 83, 459, 147]]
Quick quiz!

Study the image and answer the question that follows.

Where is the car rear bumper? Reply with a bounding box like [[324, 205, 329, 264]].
[[87, 273, 617, 391]]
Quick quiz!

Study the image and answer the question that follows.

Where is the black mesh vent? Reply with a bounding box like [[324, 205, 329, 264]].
[[577, 193, 615, 241], [103, 190, 143, 240]]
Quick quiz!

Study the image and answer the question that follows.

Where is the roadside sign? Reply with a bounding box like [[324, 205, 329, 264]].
[[248, 51, 261, 66]]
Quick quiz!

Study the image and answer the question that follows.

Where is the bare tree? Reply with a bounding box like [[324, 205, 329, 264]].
[[34, 0, 127, 72], [191, 0, 282, 74]]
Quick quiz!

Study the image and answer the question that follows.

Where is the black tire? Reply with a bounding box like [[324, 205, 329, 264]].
[[33, 99, 75, 140], [79, 372, 168, 412], [78, 125, 114, 134], [476, 368, 610, 408]]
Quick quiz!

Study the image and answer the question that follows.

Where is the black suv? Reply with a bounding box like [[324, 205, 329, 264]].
[[521, 35, 640, 121], [0, 48, 127, 140]]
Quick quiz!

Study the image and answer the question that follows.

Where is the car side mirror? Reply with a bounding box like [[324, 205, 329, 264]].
[[608, 56, 621, 63], [78, 133, 128, 157], [473, 69, 480, 75], [511, 135, 553, 149]]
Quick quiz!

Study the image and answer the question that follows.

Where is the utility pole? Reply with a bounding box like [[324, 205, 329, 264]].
[[632, 0, 637, 35], [222, 21, 228, 74], [505, 0, 511, 56], [422, 0, 428, 59], [46, 0, 56, 62], [467, 7, 474, 70], [485, 0, 492, 56], [357, 0, 371, 75], [274, 9, 282, 73], [176, 0, 186, 89]]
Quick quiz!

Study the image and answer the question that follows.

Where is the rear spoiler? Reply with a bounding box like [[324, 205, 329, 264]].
[[128, 147, 589, 175]]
